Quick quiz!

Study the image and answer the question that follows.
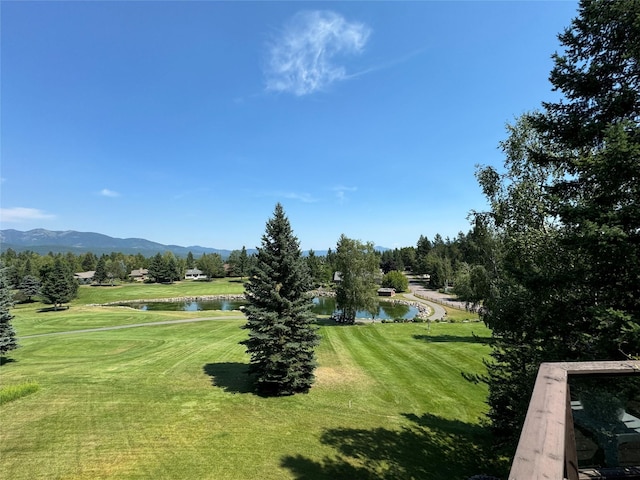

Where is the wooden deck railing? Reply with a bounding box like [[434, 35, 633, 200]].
[[509, 361, 640, 480]]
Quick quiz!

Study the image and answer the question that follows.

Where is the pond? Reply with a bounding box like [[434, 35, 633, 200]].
[[120, 297, 419, 320], [311, 297, 419, 320]]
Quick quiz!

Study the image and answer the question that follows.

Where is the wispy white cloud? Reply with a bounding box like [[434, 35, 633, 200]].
[[265, 10, 371, 96], [253, 190, 319, 203], [100, 188, 120, 198], [280, 191, 318, 203], [0, 207, 56, 223], [333, 185, 357, 203]]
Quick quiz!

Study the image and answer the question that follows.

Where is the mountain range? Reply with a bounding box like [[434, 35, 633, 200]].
[[0, 229, 370, 258], [0, 229, 235, 258]]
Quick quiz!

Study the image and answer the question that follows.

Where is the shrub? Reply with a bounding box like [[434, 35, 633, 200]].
[[381, 270, 409, 293]]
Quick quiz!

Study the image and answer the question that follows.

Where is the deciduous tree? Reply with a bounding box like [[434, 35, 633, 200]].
[[478, 0, 640, 440], [334, 235, 379, 323], [381, 270, 409, 293]]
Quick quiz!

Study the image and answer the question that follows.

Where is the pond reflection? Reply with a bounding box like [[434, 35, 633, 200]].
[[121, 297, 418, 320]]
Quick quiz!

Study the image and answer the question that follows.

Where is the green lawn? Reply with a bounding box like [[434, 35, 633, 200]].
[[1, 285, 505, 479], [74, 278, 246, 305]]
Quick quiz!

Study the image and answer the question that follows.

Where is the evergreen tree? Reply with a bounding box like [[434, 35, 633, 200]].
[[18, 275, 40, 302], [163, 252, 180, 283], [40, 258, 78, 310], [186, 251, 195, 269], [0, 269, 19, 356], [81, 252, 97, 271], [94, 256, 108, 285], [306, 249, 323, 287], [238, 246, 249, 281], [478, 0, 640, 441], [148, 253, 176, 283], [197, 253, 225, 279], [241, 203, 320, 396]]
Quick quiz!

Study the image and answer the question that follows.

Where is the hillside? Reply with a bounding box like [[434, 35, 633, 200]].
[[0, 229, 233, 258]]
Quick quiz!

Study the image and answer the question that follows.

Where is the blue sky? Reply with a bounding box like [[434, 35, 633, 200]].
[[1, 1, 578, 251]]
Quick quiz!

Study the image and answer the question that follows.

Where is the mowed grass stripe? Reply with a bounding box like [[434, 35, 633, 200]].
[[1, 317, 495, 479], [328, 323, 488, 421]]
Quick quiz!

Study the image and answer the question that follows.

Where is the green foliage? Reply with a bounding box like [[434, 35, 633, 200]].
[[453, 264, 489, 306], [305, 249, 325, 287], [478, 0, 640, 442], [148, 252, 180, 283], [380, 249, 404, 274], [0, 382, 39, 405], [186, 251, 195, 268], [94, 255, 108, 284], [226, 246, 253, 279], [197, 252, 225, 279], [242, 203, 320, 396], [0, 269, 19, 355], [381, 270, 409, 293], [334, 235, 379, 323], [81, 252, 97, 271], [18, 275, 40, 301], [39, 258, 78, 310]]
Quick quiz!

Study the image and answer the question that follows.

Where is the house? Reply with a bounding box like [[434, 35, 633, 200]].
[[185, 268, 207, 280], [129, 268, 149, 282], [377, 287, 396, 297], [333, 271, 342, 283], [74, 271, 95, 284]]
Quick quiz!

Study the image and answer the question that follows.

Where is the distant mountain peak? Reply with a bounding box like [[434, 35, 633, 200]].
[[0, 228, 232, 258]]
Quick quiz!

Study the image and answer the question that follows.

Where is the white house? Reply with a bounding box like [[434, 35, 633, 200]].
[[185, 268, 207, 280]]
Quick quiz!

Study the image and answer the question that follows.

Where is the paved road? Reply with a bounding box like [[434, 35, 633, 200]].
[[18, 315, 245, 339], [403, 292, 447, 321]]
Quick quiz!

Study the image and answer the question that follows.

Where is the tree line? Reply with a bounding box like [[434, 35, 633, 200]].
[[1, 229, 490, 299]]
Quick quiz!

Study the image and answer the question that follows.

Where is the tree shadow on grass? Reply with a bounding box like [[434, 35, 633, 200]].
[[203, 362, 253, 394], [0, 357, 16, 366], [413, 334, 493, 345], [281, 413, 507, 480], [37, 306, 70, 313]]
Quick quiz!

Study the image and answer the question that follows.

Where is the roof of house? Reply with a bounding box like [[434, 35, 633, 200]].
[[74, 271, 96, 279], [185, 268, 204, 275], [377, 288, 396, 295], [129, 268, 149, 277]]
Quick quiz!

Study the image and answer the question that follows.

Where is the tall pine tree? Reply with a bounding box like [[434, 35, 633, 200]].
[[478, 0, 640, 441], [40, 258, 78, 310], [0, 269, 19, 357], [241, 203, 320, 396]]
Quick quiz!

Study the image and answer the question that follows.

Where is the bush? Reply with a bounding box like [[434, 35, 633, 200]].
[[381, 270, 409, 293]]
